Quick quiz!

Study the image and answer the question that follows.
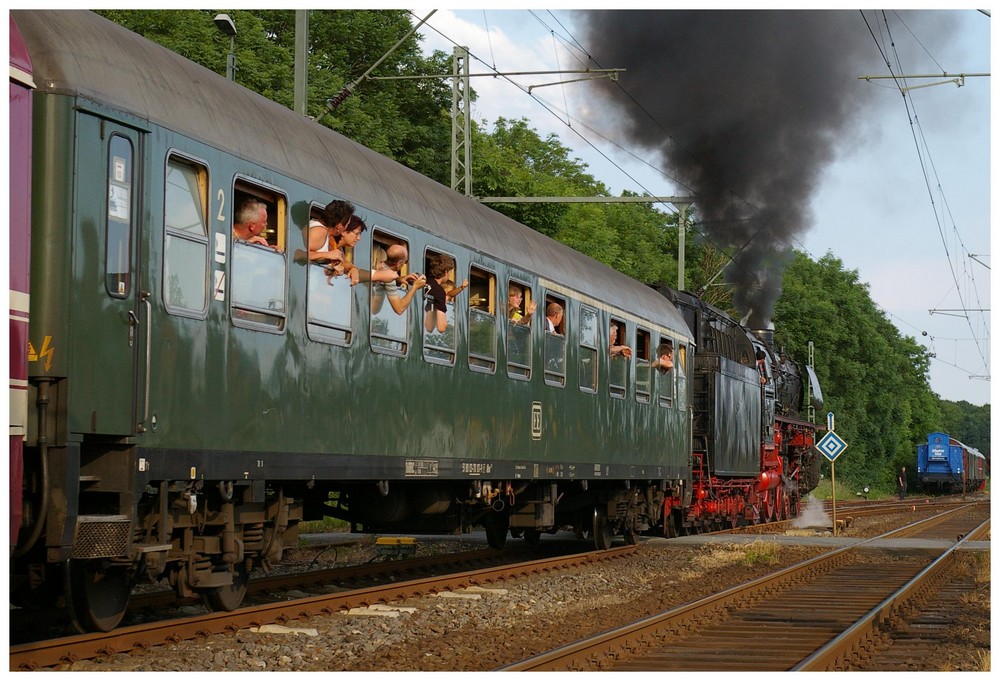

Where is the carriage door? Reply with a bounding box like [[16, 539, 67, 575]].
[[69, 113, 146, 436]]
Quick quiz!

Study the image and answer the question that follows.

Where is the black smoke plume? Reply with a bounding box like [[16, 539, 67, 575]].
[[579, 10, 957, 328]]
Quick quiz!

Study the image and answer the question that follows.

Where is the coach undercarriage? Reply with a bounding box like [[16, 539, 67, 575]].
[[12, 447, 303, 632], [322, 477, 678, 552]]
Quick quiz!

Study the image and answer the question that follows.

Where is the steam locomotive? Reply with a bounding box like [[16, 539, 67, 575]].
[[10, 10, 821, 633]]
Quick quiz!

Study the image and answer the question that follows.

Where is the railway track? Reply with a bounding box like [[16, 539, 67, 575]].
[[498, 502, 989, 671], [718, 495, 981, 536], [9, 545, 636, 670]]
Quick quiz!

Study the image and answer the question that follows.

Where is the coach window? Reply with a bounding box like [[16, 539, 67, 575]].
[[467, 266, 497, 372], [506, 279, 533, 380], [230, 183, 287, 332], [635, 328, 651, 403], [105, 135, 133, 298], [307, 204, 352, 345], [676, 343, 689, 411], [657, 334, 675, 408], [609, 317, 627, 399], [578, 305, 598, 393], [543, 294, 567, 387], [163, 155, 209, 315], [370, 230, 411, 355], [423, 248, 457, 365]]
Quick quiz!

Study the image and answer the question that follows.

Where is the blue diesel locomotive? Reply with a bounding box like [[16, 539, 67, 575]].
[[917, 432, 988, 493]]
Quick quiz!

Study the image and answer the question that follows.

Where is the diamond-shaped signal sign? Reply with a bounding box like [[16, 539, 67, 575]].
[[816, 431, 848, 462]]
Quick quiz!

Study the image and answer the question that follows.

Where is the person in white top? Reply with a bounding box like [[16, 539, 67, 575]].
[[545, 302, 563, 334], [609, 322, 632, 359], [306, 199, 354, 264]]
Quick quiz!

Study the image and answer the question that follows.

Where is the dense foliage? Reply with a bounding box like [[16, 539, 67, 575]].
[[96, 9, 455, 183], [99, 10, 987, 490]]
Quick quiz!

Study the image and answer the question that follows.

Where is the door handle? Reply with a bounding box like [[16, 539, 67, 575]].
[[128, 310, 139, 347]]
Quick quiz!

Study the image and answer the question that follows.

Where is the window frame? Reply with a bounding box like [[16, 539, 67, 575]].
[[543, 293, 568, 388], [609, 316, 628, 399], [422, 246, 458, 366], [657, 333, 675, 408], [505, 277, 533, 381], [306, 202, 354, 347], [229, 178, 289, 334], [635, 327, 652, 404], [105, 133, 134, 300], [467, 264, 497, 374], [369, 228, 412, 357], [162, 150, 211, 319], [578, 304, 599, 394]]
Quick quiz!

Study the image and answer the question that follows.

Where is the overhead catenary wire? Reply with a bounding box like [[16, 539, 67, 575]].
[[415, 10, 986, 380], [860, 9, 989, 380], [412, 8, 774, 292]]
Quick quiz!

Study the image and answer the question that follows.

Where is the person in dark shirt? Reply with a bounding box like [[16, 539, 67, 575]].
[[424, 253, 454, 333]]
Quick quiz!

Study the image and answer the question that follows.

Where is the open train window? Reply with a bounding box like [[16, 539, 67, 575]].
[[506, 279, 533, 380], [306, 203, 353, 345], [676, 343, 689, 411], [370, 230, 412, 356], [657, 335, 675, 408], [230, 181, 287, 332], [105, 134, 133, 299], [578, 305, 598, 393], [163, 154, 209, 317], [543, 294, 567, 387], [609, 317, 628, 399], [423, 248, 457, 365], [467, 266, 497, 373], [635, 328, 651, 403]]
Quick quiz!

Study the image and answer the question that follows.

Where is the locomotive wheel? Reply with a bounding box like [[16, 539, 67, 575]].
[[762, 490, 777, 522], [484, 511, 509, 549], [774, 486, 786, 521], [200, 561, 250, 612], [592, 506, 613, 550], [522, 528, 541, 545], [66, 559, 132, 633], [779, 488, 791, 521]]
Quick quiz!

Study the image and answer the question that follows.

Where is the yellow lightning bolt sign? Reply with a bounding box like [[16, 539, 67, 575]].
[[27, 336, 55, 371]]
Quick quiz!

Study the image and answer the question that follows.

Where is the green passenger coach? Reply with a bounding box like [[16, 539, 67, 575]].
[[14, 10, 697, 632]]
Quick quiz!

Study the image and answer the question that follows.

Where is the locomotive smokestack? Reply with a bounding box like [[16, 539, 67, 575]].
[[752, 328, 775, 350], [578, 10, 962, 328]]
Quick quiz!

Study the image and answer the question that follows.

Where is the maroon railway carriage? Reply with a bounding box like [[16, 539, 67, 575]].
[[10, 14, 35, 554]]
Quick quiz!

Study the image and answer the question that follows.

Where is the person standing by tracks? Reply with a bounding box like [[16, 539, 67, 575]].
[[897, 466, 907, 500]]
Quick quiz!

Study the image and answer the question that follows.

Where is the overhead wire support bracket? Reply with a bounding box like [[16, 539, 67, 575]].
[[369, 68, 624, 84], [858, 72, 989, 93], [928, 308, 990, 317], [526, 70, 621, 93]]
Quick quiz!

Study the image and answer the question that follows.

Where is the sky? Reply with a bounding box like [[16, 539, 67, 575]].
[[409, 5, 992, 407]]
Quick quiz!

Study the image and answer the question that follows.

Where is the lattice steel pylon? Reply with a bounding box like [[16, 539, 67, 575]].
[[451, 46, 472, 196]]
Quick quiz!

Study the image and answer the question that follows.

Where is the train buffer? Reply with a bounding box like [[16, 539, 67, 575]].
[[375, 536, 418, 559]]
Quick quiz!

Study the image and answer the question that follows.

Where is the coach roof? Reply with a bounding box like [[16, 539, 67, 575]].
[[15, 9, 690, 336]]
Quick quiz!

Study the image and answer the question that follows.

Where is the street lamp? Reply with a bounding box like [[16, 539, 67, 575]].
[[213, 13, 236, 81]]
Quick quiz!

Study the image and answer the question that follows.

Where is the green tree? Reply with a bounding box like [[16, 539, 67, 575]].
[[773, 252, 941, 490], [97, 9, 454, 182], [938, 401, 991, 459]]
